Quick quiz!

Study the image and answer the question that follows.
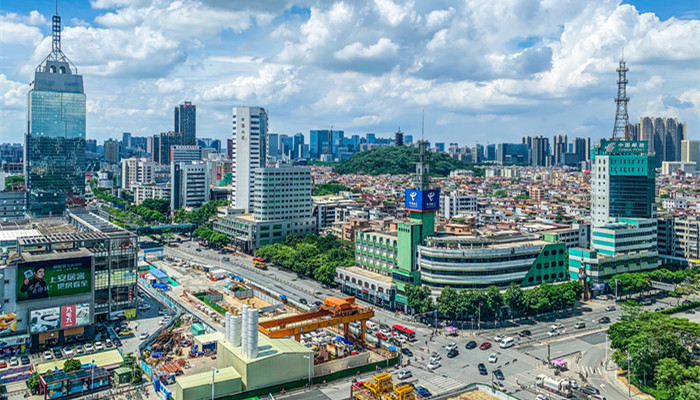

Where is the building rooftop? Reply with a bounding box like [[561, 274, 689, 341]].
[[176, 366, 241, 390], [218, 334, 310, 365], [341, 266, 395, 286]]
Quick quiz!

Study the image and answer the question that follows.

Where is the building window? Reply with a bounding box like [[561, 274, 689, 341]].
[[371, 284, 376, 290], [536, 263, 542, 269], [351, 278, 356, 284], [364, 282, 369, 288], [528, 277, 533, 282], [544, 274, 549, 280]]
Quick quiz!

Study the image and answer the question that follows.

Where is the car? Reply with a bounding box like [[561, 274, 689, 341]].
[[447, 349, 459, 358], [20, 355, 29, 365], [587, 395, 606, 400], [445, 342, 457, 351], [547, 330, 561, 337], [551, 323, 565, 330], [43, 351, 53, 361], [0, 360, 6, 369], [397, 369, 412, 380], [568, 379, 579, 389], [580, 385, 600, 395], [427, 360, 441, 370], [313, 300, 323, 307], [84, 343, 94, 352], [401, 348, 413, 357], [9, 357, 18, 367], [137, 305, 150, 311], [599, 316, 611, 324], [75, 345, 85, 355], [654, 307, 664, 312], [465, 341, 477, 349], [158, 309, 170, 316], [575, 322, 586, 329], [119, 329, 134, 336], [518, 330, 532, 337], [480, 342, 492, 350], [376, 332, 388, 340], [94, 341, 103, 351], [605, 305, 616, 311], [494, 369, 504, 380], [494, 334, 504, 342], [535, 395, 551, 400], [114, 338, 123, 347], [299, 298, 308, 305], [195, 248, 201, 252], [105, 339, 113, 348], [53, 349, 63, 359], [430, 353, 442, 362], [415, 386, 432, 397], [478, 363, 488, 375], [140, 332, 149, 340], [159, 319, 166, 325], [64, 347, 74, 357], [641, 298, 652, 306], [488, 353, 498, 363], [396, 336, 407, 344]]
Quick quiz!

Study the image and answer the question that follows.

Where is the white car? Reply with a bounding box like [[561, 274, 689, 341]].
[[535, 395, 551, 400], [551, 323, 564, 330], [84, 343, 94, 352], [64, 347, 74, 357], [396, 336, 407, 344], [94, 341, 103, 351], [547, 330, 561, 337], [494, 334, 504, 342], [139, 332, 149, 340], [430, 353, 441, 362], [427, 360, 441, 370], [43, 351, 53, 361], [568, 379, 579, 389], [9, 357, 18, 367], [488, 353, 498, 363], [397, 369, 412, 380], [445, 342, 457, 351]]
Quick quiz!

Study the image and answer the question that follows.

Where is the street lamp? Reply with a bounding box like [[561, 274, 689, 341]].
[[303, 354, 312, 389], [211, 367, 219, 400], [626, 350, 631, 398], [614, 278, 620, 304]]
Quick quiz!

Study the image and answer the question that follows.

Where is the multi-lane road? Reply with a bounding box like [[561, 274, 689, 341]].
[[151, 238, 686, 400]]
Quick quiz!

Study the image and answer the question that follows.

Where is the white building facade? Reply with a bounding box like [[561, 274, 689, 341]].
[[231, 107, 268, 211]]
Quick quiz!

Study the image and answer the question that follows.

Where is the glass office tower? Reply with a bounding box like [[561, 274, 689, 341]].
[[25, 13, 86, 217]]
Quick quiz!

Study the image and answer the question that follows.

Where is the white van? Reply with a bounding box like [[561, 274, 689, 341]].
[[499, 337, 515, 349], [366, 321, 378, 331]]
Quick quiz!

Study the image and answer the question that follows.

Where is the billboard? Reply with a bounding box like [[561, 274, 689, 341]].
[[0, 313, 17, 334], [17, 256, 92, 302], [60, 303, 90, 328], [405, 189, 440, 212], [29, 308, 61, 334]]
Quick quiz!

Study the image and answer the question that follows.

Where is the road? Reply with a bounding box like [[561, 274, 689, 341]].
[[150, 238, 684, 400]]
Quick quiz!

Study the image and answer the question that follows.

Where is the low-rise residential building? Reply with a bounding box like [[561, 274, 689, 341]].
[[442, 192, 478, 219], [171, 161, 210, 210], [541, 223, 589, 249], [657, 216, 700, 264], [121, 157, 155, 190], [661, 161, 696, 175], [133, 183, 171, 205], [0, 190, 26, 221]]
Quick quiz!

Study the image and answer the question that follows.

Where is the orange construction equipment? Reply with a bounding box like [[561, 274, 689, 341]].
[[258, 296, 374, 342], [351, 373, 423, 400]]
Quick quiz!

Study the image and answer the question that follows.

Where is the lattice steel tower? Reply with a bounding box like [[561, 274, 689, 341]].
[[612, 56, 629, 140]]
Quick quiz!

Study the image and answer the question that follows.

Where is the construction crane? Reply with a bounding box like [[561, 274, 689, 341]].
[[258, 296, 374, 342]]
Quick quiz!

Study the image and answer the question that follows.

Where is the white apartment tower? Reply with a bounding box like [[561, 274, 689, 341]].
[[121, 157, 155, 190], [232, 107, 268, 211]]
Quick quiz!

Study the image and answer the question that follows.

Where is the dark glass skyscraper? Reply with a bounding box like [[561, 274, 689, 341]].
[[25, 12, 86, 217], [175, 101, 196, 146]]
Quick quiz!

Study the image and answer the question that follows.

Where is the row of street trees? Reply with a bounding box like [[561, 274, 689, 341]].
[[608, 302, 700, 399], [610, 265, 700, 304], [405, 281, 584, 321]]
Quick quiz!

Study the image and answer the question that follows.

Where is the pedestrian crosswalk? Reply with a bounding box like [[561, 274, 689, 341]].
[[410, 367, 466, 393], [580, 365, 602, 376]]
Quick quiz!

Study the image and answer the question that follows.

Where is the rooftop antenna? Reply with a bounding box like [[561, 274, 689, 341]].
[[421, 109, 425, 142], [612, 48, 629, 140]]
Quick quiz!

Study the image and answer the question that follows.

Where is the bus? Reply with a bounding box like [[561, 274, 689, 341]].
[[391, 325, 416, 342], [253, 257, 268, 270]]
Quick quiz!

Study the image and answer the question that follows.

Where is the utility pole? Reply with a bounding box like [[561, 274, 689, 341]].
[[626, 350, 631, 398], [604, 334, 608, 371], [614, 278, 620, 303], [547, 343, 551, 367], [478, 303, 481, 334]]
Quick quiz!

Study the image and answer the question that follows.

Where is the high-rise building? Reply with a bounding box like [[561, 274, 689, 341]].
[[226, 138, 234, 160], [280, 135, 293, 158], [231, 106, 267, 211], [122, 132, 132, 150], [121, 157, 155, 190], [404, 135, 413, 145], [590, 140, 655, 227], [174, 101, 196, 146], [171, 161, 209, 210], [85, 139, 97, 154], [552, 134, 568, 165], [25, 11, 86, 216], [104, 139, 121, 163], [572, 137, 590, 163], [351, 135, 360, 151], [293, 133, 304, 159], [639, 116, 686, 166], [523, 135, 549, 167], [152, 131, 182, 165], [496, 143, 529, 164], [197, 138, 221, 153], [366, 133, 376, 144], [681, 140, 700, 164], [472, 144, 483, 163], [310, 130, 340, 159], [170, 145, 202, 164], [395, 129, 404, 146], [434, 142, 445, 153], [485, 144, 496, 161], [267, 133, 280, 159]]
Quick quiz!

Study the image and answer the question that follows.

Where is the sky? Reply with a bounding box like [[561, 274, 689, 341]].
[[0, 0, 698, 145]]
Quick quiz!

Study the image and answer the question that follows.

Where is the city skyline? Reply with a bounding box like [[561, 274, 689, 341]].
[[0, 1, 698, 144]]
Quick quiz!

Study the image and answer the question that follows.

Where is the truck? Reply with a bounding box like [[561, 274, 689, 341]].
[[536, 374, 572, 398]]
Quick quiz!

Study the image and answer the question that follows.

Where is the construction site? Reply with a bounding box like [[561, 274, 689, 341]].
[[140, 256, 399, 400]]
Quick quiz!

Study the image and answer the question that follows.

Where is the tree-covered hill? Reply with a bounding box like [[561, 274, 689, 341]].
[[334, 146, 484, 177]]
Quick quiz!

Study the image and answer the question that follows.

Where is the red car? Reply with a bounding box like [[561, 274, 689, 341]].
[[480, 342, 492, 350], [376, 332, 388, 340]]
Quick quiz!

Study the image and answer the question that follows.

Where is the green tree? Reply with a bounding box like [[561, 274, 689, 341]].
[[405, 284, 433, 313], [27, 374, 41, 392], [494, 190, 507, 198], [63, 358, 82, 372], [436, 286, 460, 319], [503, 283, 526, 317]]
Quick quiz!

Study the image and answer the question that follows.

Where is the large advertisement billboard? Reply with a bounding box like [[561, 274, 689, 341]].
[[17, 256, 92, 302], [29, 308, 60, 334], [405, 189, 440, 212], [61, 303, 90, 328], [0, 313, 17, 334]]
